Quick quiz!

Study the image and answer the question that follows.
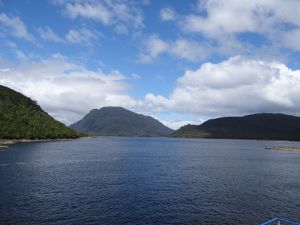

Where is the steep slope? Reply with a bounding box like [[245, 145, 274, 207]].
[[70, 107, 173, 136], [172, 113, 300, 141], [0, 85, 80, 139]]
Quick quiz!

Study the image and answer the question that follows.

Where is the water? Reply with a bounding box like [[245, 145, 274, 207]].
[[0, 137, 300, 225]]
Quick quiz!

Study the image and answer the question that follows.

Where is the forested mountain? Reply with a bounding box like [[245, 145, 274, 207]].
[[0, 85, 80, 139], [172, 113, 300, 141]]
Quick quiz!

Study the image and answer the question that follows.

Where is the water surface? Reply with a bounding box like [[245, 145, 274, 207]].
[[0, 137, 300, 224]]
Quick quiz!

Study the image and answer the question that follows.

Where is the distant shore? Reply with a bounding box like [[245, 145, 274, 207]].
[[268, 146, 300, 152]]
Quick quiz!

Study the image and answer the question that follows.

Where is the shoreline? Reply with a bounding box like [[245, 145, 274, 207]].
[[0, 138, 85, 150]]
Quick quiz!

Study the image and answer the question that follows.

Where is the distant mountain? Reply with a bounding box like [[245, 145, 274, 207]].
[[172, 113, 300, 141], [0, 85, 80, 139], [70, 107, 173, 136]]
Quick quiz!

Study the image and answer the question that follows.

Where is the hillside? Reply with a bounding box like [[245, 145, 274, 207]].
[[70, 107, 173, 136], [172, 113, 300, 141], [0, 85, 80, 139]]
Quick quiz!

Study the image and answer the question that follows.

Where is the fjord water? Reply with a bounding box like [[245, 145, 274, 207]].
[[0, 138, 300, 225]]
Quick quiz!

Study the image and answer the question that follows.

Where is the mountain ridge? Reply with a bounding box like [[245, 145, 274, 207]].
[[172, 113, 300, 141]]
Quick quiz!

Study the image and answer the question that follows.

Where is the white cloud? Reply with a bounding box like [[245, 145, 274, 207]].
[[160, 8, 176, 21], [0, 54, 137, 124], [114, 24, 128, 34], [38, 26, 100, 45], [4, 41, 30, 61], [131, 73, 141, 79], [180, 0, 300, 52], [0, 13, 33, 41], [62, 0, 143, 34], [38, 26, 64, 43], [161, 119, 203, 130], [2, 54, 300, 126], [182, 0, 300, 36], [182, 1, 257, 36], [169, 39, 207, 62], [139, 35, 168, 62], [105, 0, 143, 29], [142, 56, 300, 116], [283, 29, 300, 52], [66, 2, 111, 24], [65, 27, 100, 45], [139, 35, 207, 62]]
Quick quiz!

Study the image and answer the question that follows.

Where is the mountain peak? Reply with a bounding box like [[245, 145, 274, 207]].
[[71, 107, 173, 137]]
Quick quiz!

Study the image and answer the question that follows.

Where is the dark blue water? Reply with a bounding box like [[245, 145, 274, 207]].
[[0, 137, 300, 225]]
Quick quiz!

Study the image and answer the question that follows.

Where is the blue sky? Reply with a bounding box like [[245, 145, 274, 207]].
[[1, 0, 300, 129]]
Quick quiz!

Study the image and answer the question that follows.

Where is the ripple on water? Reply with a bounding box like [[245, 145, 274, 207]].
[[0, 137, 299, 225]]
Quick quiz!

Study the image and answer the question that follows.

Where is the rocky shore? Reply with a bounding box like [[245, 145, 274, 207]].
[[0, 140, 16, 150]]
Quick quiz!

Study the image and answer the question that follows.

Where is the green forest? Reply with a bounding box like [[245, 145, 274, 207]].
[[0, 85, 80, 139]]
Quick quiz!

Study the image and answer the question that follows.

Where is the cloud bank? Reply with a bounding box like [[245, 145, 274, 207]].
[[0, 55, 137, 124], [0, 55, 300, 128], [2, 55, 300, 126], [142, 56, 300, 117]]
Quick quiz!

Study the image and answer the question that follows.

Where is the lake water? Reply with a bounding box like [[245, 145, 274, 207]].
[[0, 137, 300, 225]]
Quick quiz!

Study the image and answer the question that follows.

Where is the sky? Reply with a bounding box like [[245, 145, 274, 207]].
[[1, 0, 300, 129]]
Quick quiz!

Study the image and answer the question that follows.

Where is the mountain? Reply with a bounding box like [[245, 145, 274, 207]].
[[70, 107, 173, 136], [0, 85, 80, 139], [172, 113, 300, 141]]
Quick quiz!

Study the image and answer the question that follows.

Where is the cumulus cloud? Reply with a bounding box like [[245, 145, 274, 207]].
[[182, 0, 300, 36], [139, 35, 207, 62], [180, 0, 300, 52], [0, 13, 33, 41], [143, 56, 300, 116], [138, 35, 168, 62], [160, 8, 176, 21], [0, 54, 138, 124]]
